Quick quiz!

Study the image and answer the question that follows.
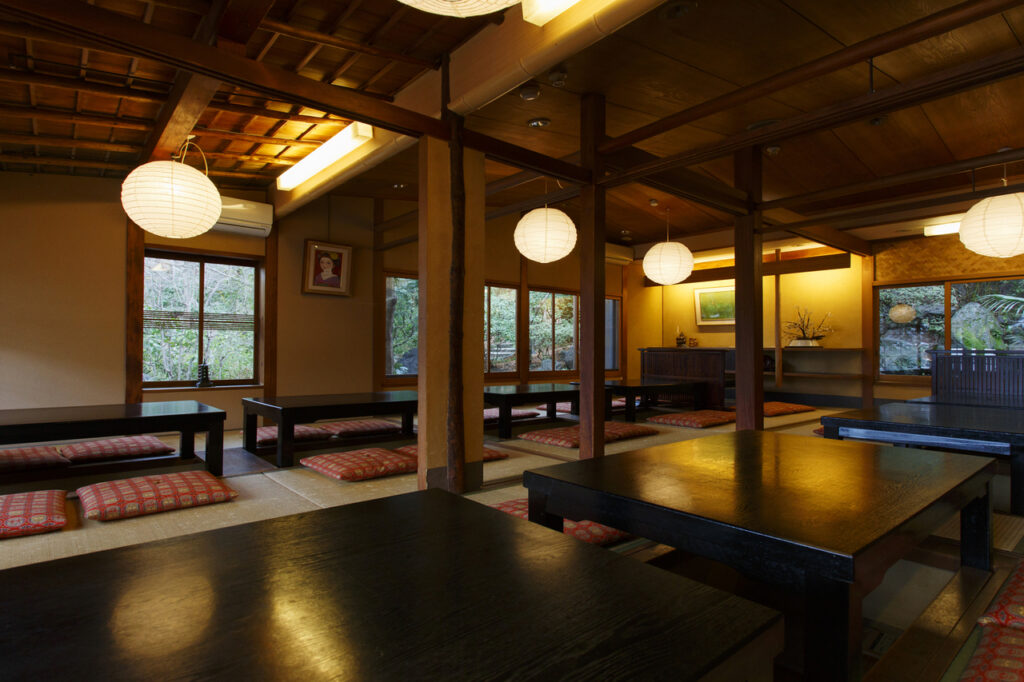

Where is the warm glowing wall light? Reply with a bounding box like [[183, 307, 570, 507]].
[[521, 0, 582, 25], [277, 122, 374, 191], [923, 222, 961, 236]]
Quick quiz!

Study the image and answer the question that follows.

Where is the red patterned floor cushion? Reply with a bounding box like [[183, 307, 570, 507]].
[[60, 435, 175, 462], [316, 419, 401, 438], [813, 426, 825, 436], [648, 410, 736, 428], [959, 626, 1024, 681], [255, 424, 332, 445], [483, 408, 538, 423], [519, 422, 658, 448], [0, 446, 70, 472], [763, 401, 816, 417], [489, 498, 630, 546], [300, 448, 417, 481], [394, 444, 510, 462], [0, 490, 67, 538], [76, 471, 237, 521], [979, 560, 1024, 629]]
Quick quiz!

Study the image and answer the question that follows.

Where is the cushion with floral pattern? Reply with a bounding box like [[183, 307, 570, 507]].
[[394, 444, 510, 461], [316, 419, 402, 437], [0, 446, 70, 472], [489, 497, 630, 546], [0, 490, 68, 538], [958, 625, 1024, 681], [255, 424, 332, 445], [60, 435, 175, 462], [647, 410, 736, 428], [300, 448, 417, 482], [76, 471, 237, 521]]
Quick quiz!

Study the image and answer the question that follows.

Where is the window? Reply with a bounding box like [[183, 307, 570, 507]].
[[143, 253, 257, 385], [951, 278, 1024, 350], [529, 290, 578, 371], [485, 285, 517, 374], [384, 275, 419, 376]]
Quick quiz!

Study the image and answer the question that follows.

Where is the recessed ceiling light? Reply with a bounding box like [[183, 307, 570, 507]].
[[393, 183, 406, 190], [518, 82, 541, 101], [548, 67, 568, 88], [527, 118, 550, 128]]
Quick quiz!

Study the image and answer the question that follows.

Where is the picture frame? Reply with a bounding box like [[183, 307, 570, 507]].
[[694, 286, 735, 325], [302, 240, 353, 296]]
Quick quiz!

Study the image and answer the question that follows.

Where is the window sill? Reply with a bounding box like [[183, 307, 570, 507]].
[[143, 384, 264, 393]]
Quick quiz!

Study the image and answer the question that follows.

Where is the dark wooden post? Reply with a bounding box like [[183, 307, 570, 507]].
[[579, 92, 606, 459], [124, 218, 144, 404], [734, 146, 764, 430], [446, 107, 466, 492]]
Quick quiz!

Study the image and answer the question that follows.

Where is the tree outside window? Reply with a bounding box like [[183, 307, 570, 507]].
[[385, 275, 419, 376], [485, 285, 517, 373]]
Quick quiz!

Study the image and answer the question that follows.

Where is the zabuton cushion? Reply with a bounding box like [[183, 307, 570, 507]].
[[60, 435, 175, 463], [958, 626, 1024, 681], [394, 444, 510, 462], [0, 446, 70, 472], [76, 471, 238, 521], [300, 448, 417, 482], [519, 422, 658, 448], [0, 490, 67, 538], [483, 408, 538, 423], [763, 401, 816, 417], [979, 560, 1024, 629], [489, 498, 629, 546], [316, 419, 401, 438], [813, 426, 825, 436], [648, 410, 736, 429], [255, 424, 331, 445]]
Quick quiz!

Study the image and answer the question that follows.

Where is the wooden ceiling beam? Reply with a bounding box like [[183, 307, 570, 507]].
[[761, 146, 1024, 211], [0, 132, 139, 152], [485, 186, 581, 221], [603, 45, 1024, 187], [772, 224, 873, 256], [0, 19, 138, 58], [189, 126, 322, 148], [0, 103, 151, 130], [600, 0, 1024, 154], [462, 129, 590, 184], [204, 100, 349, 126], [0, 69, 166, 102], [0, 152, 130, 170], [260, 17, 436, 70], [201, 150, 295, 165]]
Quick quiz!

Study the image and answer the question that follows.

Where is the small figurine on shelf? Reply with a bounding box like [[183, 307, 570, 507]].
[[676, 328, 687, 347], [688, 337, 699, 347]]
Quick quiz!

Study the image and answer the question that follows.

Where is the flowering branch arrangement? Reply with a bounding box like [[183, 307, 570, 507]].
[[785, 307, 833, 340]]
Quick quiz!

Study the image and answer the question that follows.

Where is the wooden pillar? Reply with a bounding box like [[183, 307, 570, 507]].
[[416, 135, 485, 492], [734, 147, 764, 430], [124, 218, 144, 404], [263, 220, 279, 399], [579, 92, 606, 459], [861, 253, 875, 408]]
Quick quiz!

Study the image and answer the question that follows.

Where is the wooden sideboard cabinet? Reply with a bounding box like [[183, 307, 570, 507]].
[[639, 347, 728, 409]]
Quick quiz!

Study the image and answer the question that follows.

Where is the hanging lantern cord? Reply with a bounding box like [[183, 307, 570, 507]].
[[175, 137, 211, 177], [665, 208, 671, 242]]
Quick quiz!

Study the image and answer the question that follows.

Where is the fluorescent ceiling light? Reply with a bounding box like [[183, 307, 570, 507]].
[[521, 0, 582, 26], [277, 122, 374, 191], [923, 222, 960, 236]]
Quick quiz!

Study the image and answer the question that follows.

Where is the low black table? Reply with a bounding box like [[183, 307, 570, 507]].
[[822, 402, 1024, 514], [910, 392, 1024, 409], [572, 379, 710, 421], [0, 489, 783, 679], [483, 383, 579, 439], [0, 400, 225, 476], [523, 431, 995, 681], [242, 391, 418, 467]]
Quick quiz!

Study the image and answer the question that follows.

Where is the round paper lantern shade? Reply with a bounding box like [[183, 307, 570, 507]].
[[643, 241, 694, 285], [959, 193, 1024, 258], [395, 0, 519, 17], [514, 208, 577, 263], [888, 303, 916, 324], [121, 161, 222, 239]]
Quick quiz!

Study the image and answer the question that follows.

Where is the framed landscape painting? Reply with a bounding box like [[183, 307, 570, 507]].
[[303, 240, 353, 296], [694, 286, 735, 325]]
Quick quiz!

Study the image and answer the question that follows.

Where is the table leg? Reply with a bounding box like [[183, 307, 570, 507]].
[[179, 428, 195, 459], [546, 401, 557, 419], [499, 403, 513, 440], [693, 383, 710, 410], [961, 484, 992, 571], [402, 410, 415, 436], [276, 417, 295, 468], [823, 422, 840, 439], [243, 410, 258, 453], [803, 575, 861, 681], [527, 489, 564, 532], [624, 390, 637, 422], [205, 422, 224, 477], [1012, 446, 1024, 516]]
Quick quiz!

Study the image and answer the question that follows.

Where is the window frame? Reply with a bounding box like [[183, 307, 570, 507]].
[[142, 248, 261, 389], [381, 270, 421, 386], [484, 280, 520, 381]]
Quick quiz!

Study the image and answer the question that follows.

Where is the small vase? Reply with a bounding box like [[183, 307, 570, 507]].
[[788, 339, 820, 347]]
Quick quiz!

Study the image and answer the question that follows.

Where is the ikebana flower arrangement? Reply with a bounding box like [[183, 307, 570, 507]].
[[785, 307, 833, 346]]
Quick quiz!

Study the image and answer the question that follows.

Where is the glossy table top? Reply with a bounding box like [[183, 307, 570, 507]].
[[243, 391, 419, 409], [823, 401, 1024, 437], [0, 400, 225, 427], [524, 431, 995, 562], [482, 383, 578, 396], [911, 393, 1024, 409], [0, 489, 780, 680]]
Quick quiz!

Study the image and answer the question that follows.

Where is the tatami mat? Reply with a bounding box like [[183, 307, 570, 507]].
[[933, 511, 1024, 553], [264, 468, 418, 508]]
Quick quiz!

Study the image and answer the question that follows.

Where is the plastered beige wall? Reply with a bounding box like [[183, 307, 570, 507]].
[[0, 173, 126, 409]]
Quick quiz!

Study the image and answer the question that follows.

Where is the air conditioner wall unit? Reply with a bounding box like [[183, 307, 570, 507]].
[[213, 195, 274, 238], [605, 243, 635, 265]]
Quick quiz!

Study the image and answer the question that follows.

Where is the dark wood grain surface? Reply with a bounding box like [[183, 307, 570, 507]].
[[244, 391, 419, 409], [911, 393, 1024, 409], [0, 489, 780, 680]]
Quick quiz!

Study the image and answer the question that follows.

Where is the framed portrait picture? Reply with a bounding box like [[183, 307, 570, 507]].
[[694, 286, 735, 325], [303, 240, 353, 296]]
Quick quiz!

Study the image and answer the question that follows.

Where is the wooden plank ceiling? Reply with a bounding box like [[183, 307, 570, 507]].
[[0, 0, 1023, 248]]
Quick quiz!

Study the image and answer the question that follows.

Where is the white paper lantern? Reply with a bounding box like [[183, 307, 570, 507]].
[[514, 207, 577, 263], [643, 241, 694, 285], [121, 160, 222, 239], [888, 304, 916, 324], [959, 193, 1024, 258], [396, 0, 520, 18]]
